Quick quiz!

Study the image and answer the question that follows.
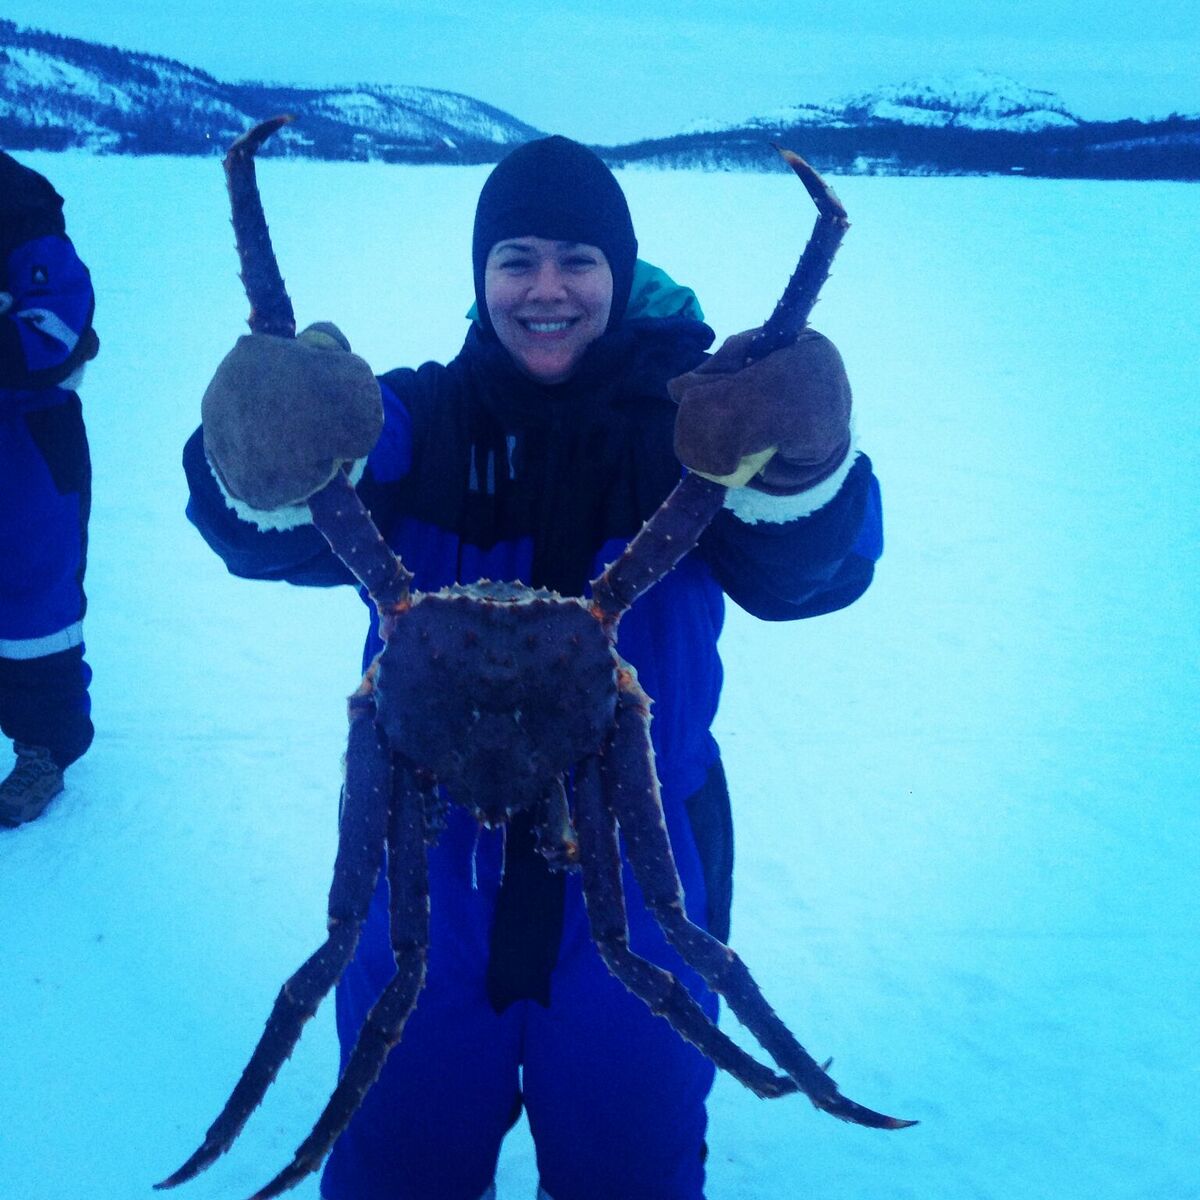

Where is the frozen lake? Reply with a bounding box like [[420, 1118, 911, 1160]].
[[2, 152, 1196, 1200]]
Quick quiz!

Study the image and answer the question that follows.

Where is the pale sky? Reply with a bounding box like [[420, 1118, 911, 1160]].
[[6, 0, 1198, 143]]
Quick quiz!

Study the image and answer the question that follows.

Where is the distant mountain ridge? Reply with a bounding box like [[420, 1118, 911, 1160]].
[[687, 71, 1083, 137], [1, 19, 1196, 179], [0, 19, 544, 161], [606, 71, 1198, 181], [839, 72, 1081, 131]]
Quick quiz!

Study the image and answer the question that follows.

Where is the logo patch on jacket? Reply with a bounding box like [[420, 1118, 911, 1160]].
[[32, 265, 49, 284]]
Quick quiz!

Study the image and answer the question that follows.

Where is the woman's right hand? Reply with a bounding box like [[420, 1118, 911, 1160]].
[[201, 323, 383, 512]]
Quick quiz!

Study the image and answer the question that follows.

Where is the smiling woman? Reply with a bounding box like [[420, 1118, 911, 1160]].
[[485, 237, 614, 383], [178, 129, 882, 1200]]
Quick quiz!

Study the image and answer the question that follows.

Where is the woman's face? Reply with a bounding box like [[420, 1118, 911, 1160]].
[[484, 237, 613, 384]]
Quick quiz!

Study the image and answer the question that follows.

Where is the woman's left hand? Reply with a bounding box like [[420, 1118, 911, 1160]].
[[668, 327, 852, 492]]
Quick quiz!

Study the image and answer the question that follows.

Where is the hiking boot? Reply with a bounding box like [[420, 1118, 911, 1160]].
[[0, 743, 65, 826]]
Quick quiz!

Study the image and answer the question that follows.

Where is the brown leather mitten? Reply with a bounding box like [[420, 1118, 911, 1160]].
[[201, 324, 383, 511], [669, 327, 852, 492]]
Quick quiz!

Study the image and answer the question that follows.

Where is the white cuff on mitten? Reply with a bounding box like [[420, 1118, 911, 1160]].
[[208, 455, 369, 532], [724, 439, 858, 526]]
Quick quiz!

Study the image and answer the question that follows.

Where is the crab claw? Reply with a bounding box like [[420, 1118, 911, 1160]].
[[227, 113, 295, 159], [224, 113, 298, 339], [771, 144, 849, 224], [815, 1090, 919, 1130], [791, 1052, 916, 1130]]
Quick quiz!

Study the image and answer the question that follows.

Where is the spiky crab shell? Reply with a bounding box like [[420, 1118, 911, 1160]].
[[374, 581, 618, 824]]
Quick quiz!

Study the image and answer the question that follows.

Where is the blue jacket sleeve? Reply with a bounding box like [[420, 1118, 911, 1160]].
[[698, 452, 882, 620], [0, 233, 98, 392], [183, 377, 413, 587]]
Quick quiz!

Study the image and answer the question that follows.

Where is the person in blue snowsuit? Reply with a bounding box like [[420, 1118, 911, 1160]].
[[183, 137, 882, 1200], [0, 151, 99, 826]]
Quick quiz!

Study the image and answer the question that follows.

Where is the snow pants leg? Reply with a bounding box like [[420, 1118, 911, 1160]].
[[321, 811, 525, 1200], [0, 393, 93, 768], [0, 644, 93, 767], [321, 780, 719, 1200], [521, 887, 716, 1200]]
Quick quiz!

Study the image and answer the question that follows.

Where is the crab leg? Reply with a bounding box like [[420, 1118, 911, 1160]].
[[743, 147, 849, 362], [535, 775, 580, 870], [307, 474, 414, 623], [223, 116, 413, 620], [573, 753, 798, 1100], [603, 671, 915, 1129], [246, 763, 431, 1200], [589, 148, 850, 625], [587, 472, 727, 623], [225, 115, 297, 339], [156, 682, 393, 1190]]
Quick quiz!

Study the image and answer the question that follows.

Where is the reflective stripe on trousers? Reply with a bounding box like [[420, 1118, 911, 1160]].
[[0, 621, 84, 660], [475, 1187, 555, 1199]]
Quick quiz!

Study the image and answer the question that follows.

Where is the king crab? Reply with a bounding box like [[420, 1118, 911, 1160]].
[[158, 117, 914, 1200]]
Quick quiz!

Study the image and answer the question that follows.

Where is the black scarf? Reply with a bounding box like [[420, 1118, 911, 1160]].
[[464, 320, 707, 592]]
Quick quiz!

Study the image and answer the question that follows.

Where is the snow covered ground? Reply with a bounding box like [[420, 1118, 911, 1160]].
[[1, 152, 1196, 1200]]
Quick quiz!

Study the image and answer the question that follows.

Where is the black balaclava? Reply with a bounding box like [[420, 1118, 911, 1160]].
[[471, 136, 638, 339]]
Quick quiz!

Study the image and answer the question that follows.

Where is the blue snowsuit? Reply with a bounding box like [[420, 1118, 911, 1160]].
[[0, 153, 98, 767], [183, 268, 882, 1200]]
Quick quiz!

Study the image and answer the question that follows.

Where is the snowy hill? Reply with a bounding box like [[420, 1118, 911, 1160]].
[[838, 71, 1081, 132], [0, 18, 543, 160]]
